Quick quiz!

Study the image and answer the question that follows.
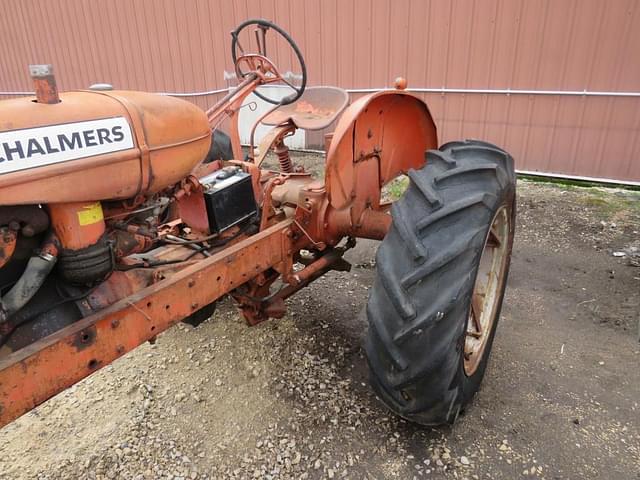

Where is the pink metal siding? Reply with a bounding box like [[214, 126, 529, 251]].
[[1, 0, 639, 182]]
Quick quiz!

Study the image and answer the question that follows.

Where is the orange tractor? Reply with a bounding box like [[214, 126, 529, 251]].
[[0, 20, 515, 427]]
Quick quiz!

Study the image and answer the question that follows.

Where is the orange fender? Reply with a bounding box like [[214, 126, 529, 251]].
[[325, 91, 438, 211]]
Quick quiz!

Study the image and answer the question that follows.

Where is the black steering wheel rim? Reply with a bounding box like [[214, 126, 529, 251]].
[[231, 19, 307, 105]]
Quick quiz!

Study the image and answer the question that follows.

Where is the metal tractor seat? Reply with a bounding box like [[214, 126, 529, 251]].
[[262, 86, 349, 130]]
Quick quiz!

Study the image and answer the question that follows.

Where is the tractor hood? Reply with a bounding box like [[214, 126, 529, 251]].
[[0, 90, 211, 205]]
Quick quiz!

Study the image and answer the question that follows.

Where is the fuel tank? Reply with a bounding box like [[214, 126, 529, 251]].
[[0, 90, 211, 204]]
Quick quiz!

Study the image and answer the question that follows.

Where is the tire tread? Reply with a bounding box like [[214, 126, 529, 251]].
[[365, 139, 516, 425]]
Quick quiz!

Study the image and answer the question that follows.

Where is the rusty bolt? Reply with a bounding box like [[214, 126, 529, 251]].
[[188, 279, 196, 288], [191, 302, 199, 310], [285, 229, 293, 238], [111, 319, 120, 329], [116, 345, 125, 354]]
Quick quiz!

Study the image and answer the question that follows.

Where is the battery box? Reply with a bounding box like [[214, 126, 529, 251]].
[[199, 167, 257, 234]]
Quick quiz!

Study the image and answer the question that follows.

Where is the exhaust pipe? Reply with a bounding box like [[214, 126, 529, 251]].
[[29, 64, 60, 104], [0, 234, 59, 323]]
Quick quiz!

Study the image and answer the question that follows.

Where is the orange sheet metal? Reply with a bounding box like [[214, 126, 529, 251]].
[[0, 90, 210, 205], [0, 219, 292, 427], [325, 91, 438, 216]]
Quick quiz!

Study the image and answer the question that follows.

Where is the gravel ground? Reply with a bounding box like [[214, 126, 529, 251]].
[[0, 172, 638, 480]]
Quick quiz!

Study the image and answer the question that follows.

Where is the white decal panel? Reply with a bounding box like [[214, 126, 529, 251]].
[[0, 117, 135, 174]]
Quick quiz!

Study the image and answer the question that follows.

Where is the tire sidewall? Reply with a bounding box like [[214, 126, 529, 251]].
[[458, 190, 516, 407], [364, 140, 518, 426]]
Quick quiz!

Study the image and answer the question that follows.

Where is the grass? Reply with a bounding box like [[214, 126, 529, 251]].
[[519, 175, 640, 217], [381, 173, 639, 219], [383, 175, 409, 202], [517, 173, 640, 192], [584, 192, 640, 217]]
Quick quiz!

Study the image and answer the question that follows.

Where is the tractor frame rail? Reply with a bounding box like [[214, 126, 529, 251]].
[[0, 220, 293, 427]]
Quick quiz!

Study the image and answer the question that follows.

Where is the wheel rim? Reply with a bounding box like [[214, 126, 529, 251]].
[[464, 205, 511, 376]]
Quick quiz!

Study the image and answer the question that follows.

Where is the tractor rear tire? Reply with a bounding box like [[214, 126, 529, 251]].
[[365, 140, 516, 425]]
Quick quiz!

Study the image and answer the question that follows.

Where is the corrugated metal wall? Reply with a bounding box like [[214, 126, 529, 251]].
[[1, 0, 639, 182]]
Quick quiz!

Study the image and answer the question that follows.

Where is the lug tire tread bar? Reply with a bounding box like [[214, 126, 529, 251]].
[[365, 139, 516, 425]]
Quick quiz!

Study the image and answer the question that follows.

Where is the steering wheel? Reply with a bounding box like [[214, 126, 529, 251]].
[[231, 19, 307, 106]]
